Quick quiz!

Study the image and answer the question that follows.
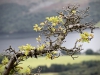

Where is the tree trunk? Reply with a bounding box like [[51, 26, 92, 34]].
[[3, 55, 16, 75]]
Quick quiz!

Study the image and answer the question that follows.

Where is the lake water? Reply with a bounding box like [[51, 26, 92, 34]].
[[0, 29, 100, 53]]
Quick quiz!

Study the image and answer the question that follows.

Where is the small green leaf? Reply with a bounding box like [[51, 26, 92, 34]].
[[25, 67, 31, 74], [25, 51, 29, 56], [1, 56, 8, 65]]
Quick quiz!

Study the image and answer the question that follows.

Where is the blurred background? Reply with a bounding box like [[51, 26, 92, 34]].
[[0, 0, 100, 75]]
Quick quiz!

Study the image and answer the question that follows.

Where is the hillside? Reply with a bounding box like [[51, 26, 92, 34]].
[[0, 0, 90, 14], [0, 0, 99, 34], [95, 21, 100, 27]]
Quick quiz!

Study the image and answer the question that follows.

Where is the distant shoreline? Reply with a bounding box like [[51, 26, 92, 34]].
[[0, 32, 39, 39], [0, 29, 99, 39]]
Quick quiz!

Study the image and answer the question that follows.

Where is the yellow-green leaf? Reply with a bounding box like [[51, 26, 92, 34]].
[[25, 67, 31, 74], [36, 35, 41, 42], [2, 56, 8, 65]]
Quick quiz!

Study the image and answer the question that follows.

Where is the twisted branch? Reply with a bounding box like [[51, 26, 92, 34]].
[[1, 4, 99, 75]]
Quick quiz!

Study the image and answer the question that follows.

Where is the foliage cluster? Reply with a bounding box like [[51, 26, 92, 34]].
[[0, 55, 4, 64], [85, 49, 100, 55]]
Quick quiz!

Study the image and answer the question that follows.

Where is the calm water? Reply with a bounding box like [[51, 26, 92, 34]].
[[0, 29, 100, 53]]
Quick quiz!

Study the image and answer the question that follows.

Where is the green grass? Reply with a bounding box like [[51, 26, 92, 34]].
[[40, 72, 58, 75], [19, 55, 100, 72], [0, 55, 100, 73]]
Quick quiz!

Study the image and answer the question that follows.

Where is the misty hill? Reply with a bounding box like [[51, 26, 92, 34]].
[[0, 0, 100, 34]]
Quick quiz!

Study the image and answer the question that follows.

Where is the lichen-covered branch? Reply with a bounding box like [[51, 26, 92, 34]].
[[1, 4, 99, 75]]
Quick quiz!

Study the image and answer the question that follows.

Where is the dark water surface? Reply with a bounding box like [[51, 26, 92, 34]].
[[0, 29, 100, 53]]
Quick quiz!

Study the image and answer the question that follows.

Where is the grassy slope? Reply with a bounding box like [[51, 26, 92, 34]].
[[19, 55, 100, 71], [0, 55, 100, 73], [40, 73, 58, 75]]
